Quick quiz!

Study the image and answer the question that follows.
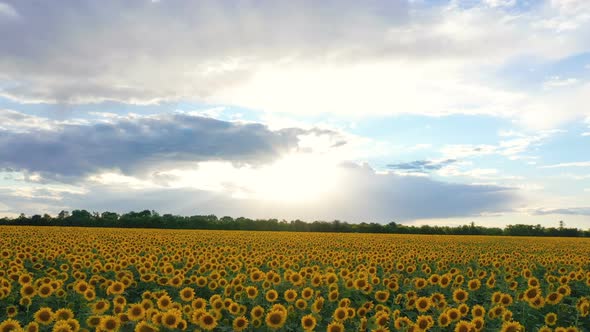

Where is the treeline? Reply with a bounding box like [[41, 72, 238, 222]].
[[0, 209, 588, 237]]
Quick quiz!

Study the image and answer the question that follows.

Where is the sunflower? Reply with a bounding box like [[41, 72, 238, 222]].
[[467, 279, 481, 291], [232, 316, 248, 332], [296, 299, 308, 310], [289, 272, 304, 286], [37, 284, 53, 298], [34, 307, 54, 325], [311, 297, 325, 313], [99, 315, 120, 332], [454, 320, 475, 332], [523, 287, 541, 302], [134, 321, 158, 332], [546, 292, 564, 305], [5, 305, 17, 318], [471, 305, 485, 317], [429, 274, 441, 284], [179, 287, 195, 302], [106, 281, 125, 295], [438, 313, 451, 327], [415, 296, 432, 313], [354, 278, 368, 290], [195, 276, 207, 287], [328, 289, 340, 302], [500, 321, 523, 332], [52, 320, 74, 332], [198, 312, 218, 331], [394, 317, 412, 330], [486, 276, 496, 288], [54, 308, 74, 321], [375, 313, 389, 327], [91, 300, 110, 315], [83, 289, 96, 301], [265, 310, 287, 329], [414, 278, 428, 289], [210, 298, 224, 311], [374, 290, 389, 303], [127, 304, 145, 321], [416, 315, 434, 330], [0, 319, 21, 332], [161, 309, 182, 329], [113, 295, 127, 307], [244, 286, 258, 299], [301, 314, 317, 331], [458, 303, 469, 317], [333, 307, 348, 322], [85, 316, 101, 328], [326, 321, 345, 332], [500, 294, 513, 306], [251, 305, 265, 320], [447, 308, 461, 322], [538, 327, 552, 332], [284, 289, 298, 302], [452, 289, 468, 303], [472, 317, 484, 331], [491, 292, 502, 304], [301, 287, 314, 300], [20, 284, 36, 297], [265, 289, 278, 302], [24, 322, 39, 332], [191, 297, 207, 310], [530, 296, 546, 309], [156, 294, 172, 310], [544, 312, 557, 326]]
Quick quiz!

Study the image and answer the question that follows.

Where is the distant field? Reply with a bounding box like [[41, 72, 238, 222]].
[[1, 227, 589, 331]]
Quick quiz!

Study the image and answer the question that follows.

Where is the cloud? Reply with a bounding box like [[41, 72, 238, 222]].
[[387, 159, 457, 173], [0, 1, 589, 128], [541, 161, 590, 168], [0, 2, 18, 18], [0, 110, 339, 179], [442, 129, 562, 160], [583, 116, 590, 136], [0, 162, 520, 222], [542, 76, 579, 89], [531, 207, 590, 216], [483, 0, 516, 8]]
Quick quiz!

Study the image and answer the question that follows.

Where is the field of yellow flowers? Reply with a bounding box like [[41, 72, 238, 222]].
[[0, 226, 589, 332]]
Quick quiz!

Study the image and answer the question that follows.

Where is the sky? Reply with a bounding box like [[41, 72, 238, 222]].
[[0, 0, 589, 228]]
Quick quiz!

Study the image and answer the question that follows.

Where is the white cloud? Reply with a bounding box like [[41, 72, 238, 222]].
[[441, 129, 561, 161], [542, 76, 579, 89], [0, 2, 18, 18], [483, 0, 516, 8], [0, 1, 588, 128], [541, 161, 590, 168]]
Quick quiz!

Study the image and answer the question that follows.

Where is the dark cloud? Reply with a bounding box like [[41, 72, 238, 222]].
[[531, 207, 590, 216], [387, 159, 457, 173], [0, 112, 328, 179]]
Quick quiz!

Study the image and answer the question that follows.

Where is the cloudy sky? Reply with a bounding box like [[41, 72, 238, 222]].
[[1, 0, 589, 228]]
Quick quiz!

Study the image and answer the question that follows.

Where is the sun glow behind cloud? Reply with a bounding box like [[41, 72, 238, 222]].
[[88, 153, 344, 203]]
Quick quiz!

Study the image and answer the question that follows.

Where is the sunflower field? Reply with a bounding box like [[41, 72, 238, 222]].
[[0, 226, 589, 332]]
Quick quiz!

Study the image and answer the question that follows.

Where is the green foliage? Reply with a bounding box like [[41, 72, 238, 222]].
[[0, 210, 588, 237]]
